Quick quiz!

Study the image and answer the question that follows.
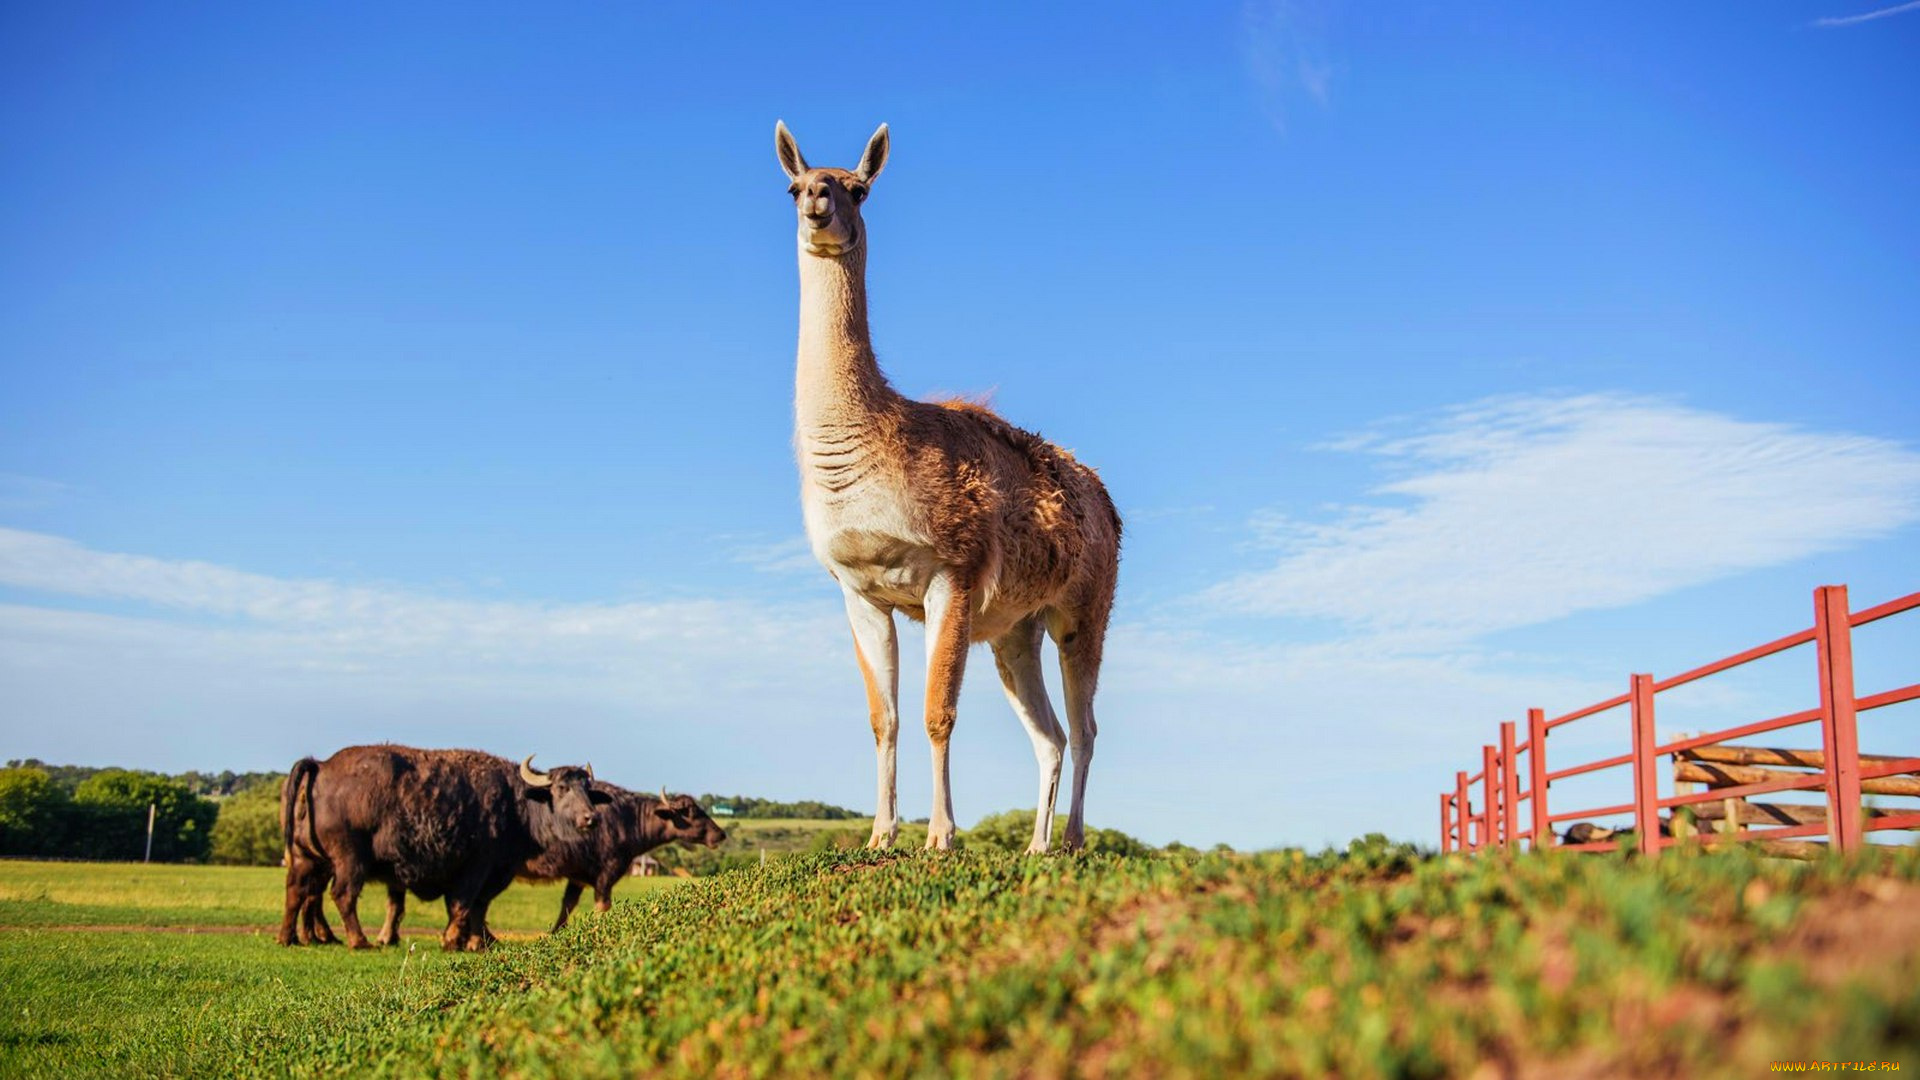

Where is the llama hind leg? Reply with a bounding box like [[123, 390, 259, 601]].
[[991, 618, 1066, 854], [1053, 610, 1108, 853]]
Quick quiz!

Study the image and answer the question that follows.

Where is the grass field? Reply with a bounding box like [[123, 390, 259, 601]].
[[0, 858, 681, 934], [3, 842, 1917, 1077]]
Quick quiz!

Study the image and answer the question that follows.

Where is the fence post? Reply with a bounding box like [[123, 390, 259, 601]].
[[1630, 673, 1659, 857], [1482, 745, 1499, 850], [1440, 793, 1452, 852], [1456, 771, 1472, 852], [1500, 720, 1520, 850], [1814, 584, 1863, 852], [1528, 707, 1549, 849]]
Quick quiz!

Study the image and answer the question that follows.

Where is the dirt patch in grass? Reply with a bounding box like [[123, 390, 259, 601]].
[[1773, 876, 1920, 988]]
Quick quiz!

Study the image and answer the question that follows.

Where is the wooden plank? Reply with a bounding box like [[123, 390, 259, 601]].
[[1673, 760, 1920, 798], [1690, 801, 1901, 826], [1815, 584, 1865, 852], [1631, 674, 1659, 858], [1677, 745, 1915, 771]]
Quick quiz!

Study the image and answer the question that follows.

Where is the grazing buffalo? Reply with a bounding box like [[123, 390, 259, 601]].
[[519, 786, 729, 930], [278, 745, 608, 950]]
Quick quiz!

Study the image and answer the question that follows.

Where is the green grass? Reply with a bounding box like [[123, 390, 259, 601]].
[[0, 859, 680, 933], [5, 844, 1919, 1078], [0, 929, 470, 1076]]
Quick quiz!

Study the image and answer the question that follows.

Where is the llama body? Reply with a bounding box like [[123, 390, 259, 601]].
[[779, 122, 1120, 852]]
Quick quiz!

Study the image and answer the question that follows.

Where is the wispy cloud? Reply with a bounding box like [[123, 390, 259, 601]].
[[730, 535, 821, 576], [0, 526, 842, 695], [1240, 0, 1335, 133], [1811, 1, 1920, 27], [1207, 394, 1920, 642], [0, 474, 72, 513]]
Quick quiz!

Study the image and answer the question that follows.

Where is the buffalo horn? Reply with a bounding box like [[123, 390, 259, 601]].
[[520, 755, 552, 788]]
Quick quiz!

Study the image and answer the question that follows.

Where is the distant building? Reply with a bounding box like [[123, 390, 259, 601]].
[[630, 855, 661, 877], [710, 805, 736, 817]]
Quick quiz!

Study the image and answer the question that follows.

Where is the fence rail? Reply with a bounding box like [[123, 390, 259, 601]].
[[1440, 584, 1919, 858]]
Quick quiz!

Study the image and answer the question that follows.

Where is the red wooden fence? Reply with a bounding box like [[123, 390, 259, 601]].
[[1440, 584, 1920, 856]]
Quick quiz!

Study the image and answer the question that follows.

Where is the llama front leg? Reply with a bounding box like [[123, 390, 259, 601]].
[[922, 572, 972, 851], [844, 587, 900, 848]]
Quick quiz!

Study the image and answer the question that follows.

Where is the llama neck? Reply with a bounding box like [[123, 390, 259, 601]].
[[794, 247, 894, 428]]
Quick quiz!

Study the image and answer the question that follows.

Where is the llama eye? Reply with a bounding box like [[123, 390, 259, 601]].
[[787, 182, 801, 198], [848, 186, 868, 203]]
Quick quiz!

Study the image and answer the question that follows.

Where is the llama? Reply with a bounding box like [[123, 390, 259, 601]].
[[777, 121, 1121, 851]]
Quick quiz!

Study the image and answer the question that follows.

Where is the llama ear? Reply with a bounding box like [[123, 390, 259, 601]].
[[854, 123, 889, 184], [775, 120, 808, 180]]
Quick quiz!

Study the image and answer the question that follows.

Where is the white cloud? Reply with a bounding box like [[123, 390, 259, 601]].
[[1240, 0, 1335, 133], [0, 526, 846, 701], [1812, 1, 1920, 27], [1208, 394, 1920, 641]]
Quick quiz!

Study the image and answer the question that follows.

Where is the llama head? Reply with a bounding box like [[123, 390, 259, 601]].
[[775, 121, 888, 258]]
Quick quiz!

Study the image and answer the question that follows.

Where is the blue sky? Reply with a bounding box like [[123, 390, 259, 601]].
[[2, 3, 1916, 849]]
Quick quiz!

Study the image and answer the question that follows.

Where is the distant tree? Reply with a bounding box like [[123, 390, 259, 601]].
[[4, 759, 102, 794], [72, 770, 217, 862], [0, 766, 67, 856], [209, 783, 285, 866]]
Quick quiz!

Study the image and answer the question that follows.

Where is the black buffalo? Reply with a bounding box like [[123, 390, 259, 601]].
[[278, 745, 608, 950], [518, 786, 729, 930]]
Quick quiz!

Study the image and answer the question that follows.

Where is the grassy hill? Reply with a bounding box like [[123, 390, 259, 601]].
[[6, 841, 1916, 1077]]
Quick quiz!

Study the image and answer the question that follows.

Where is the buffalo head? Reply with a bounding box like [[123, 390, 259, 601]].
[[520, 755, 613, 834], [654, 789, 728, 849]]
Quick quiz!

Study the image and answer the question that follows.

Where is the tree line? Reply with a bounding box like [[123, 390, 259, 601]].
[[693, 794, 867, 820]]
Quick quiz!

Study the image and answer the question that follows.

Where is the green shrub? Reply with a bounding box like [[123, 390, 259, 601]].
[[0, 766, 66, 856], [210, 783, 286, 866], [961, 808, 1153, 856]]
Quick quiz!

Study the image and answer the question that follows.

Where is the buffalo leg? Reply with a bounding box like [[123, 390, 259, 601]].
[[375, 883, 406, 946], [471, 868, 514, 949], [301, 857, 338, 944], [278, 863, 308, 946], [553, 881, 585, 932], [329, 864, 374, 949], [439, 896, 471, 952], [593, 876, 616, 913], [305, 895, 339, 944], [440, 864, 496, 951]]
